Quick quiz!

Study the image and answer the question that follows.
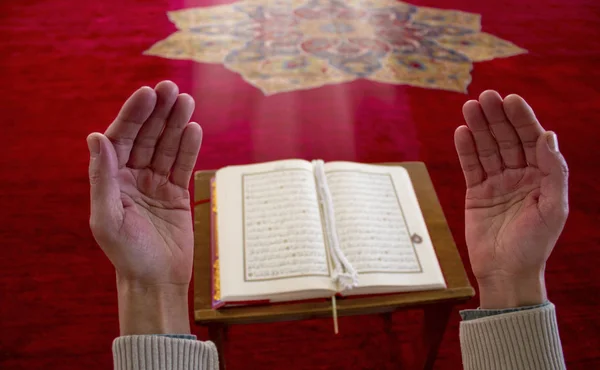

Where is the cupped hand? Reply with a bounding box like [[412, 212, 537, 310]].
[[87, 81, 202, 288], [454, 91, 568, 308]]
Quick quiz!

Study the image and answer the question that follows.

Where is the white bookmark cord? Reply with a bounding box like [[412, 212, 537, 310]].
[[312, 160, 358, 291]]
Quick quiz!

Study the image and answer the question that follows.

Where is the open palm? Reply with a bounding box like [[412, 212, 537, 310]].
[[87, 81, 202, 286], [454, 91, 568, 284]]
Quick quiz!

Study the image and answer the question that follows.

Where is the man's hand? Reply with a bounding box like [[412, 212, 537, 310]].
[[87, 81, 202, 334], [454, 91, 568, 309]]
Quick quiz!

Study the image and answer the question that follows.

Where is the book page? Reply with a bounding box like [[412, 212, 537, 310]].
[[216, 160, 335, 302], [323, 162, 446, 294], [325, 169, 420, 273], [243, 169, 329, 280]]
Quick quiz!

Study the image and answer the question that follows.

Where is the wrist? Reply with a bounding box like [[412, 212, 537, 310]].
[[477, 270, 547, 309], [116, 277, 191, 336]]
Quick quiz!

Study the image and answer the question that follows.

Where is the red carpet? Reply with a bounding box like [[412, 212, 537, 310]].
[[1, 0, 599, 369]]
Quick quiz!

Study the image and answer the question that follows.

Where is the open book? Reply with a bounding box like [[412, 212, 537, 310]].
[[210, 160, 446, 308]]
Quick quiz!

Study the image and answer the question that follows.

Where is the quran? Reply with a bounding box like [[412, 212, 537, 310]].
[[209, 160, 446, 308]]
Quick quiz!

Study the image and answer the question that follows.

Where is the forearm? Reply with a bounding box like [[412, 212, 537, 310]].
[[116, 276, 191, 335], [459, 272, 565, 369], [477, 270, 547, 309], [112, 277, 220, 369], [460, 270, 548, 319]]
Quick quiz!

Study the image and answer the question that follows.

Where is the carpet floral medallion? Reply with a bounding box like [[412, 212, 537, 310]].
[[145, 0, 527, 95]]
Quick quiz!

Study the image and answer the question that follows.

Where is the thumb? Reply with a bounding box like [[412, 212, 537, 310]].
[[536, 131, 569, 222], [87, 133, 122, 236]]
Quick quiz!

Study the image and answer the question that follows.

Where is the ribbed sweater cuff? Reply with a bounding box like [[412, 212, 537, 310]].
[[460, 303, 565, 370], [113, 335, 219, 370]]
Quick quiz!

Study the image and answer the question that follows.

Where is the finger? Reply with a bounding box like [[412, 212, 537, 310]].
[[87, 133, 123, 237], [151, 93, 195, 177], [105, 86, 157, 168], [171, 123, 203, 188], [454, 125, 485, 187], [478, 90, 526, 169], [128, 81, 180, 169], [536, 131, 569, 224], [462, 100, 503, 176], [503, 94, 545, 167]]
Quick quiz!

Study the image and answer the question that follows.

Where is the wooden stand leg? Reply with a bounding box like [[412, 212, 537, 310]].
[[383, 312, 393, 336], [382, 312, 402, 366], [208, 324, 228, 370], [419, 304, 453, 370]]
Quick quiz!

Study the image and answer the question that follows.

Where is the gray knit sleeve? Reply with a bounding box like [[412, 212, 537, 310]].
[[460, 301, 550, 321], [459, 303, 566, 370], [113, 335, 219, 370]]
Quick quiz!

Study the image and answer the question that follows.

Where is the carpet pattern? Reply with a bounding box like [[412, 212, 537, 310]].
[[1, 0, 599, 369], [144, 0, 526, 95]]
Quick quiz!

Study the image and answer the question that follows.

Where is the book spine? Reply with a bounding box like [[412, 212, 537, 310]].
[[210, 177, 224, 309]]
